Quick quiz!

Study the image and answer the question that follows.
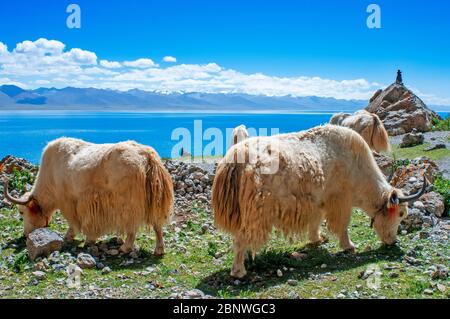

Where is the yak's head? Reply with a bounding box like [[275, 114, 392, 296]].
[[3, 180, 49, 236], [371, 177, 428, 245]]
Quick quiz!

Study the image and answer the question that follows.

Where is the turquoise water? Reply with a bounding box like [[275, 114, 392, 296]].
[[0, 112, 448, 163]]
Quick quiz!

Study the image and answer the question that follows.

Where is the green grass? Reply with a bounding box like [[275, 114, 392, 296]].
[[0, 204, 448, 299], [391, 143, 450, 161], [431, 116, 450, 131], [433, 175, 450, 216]]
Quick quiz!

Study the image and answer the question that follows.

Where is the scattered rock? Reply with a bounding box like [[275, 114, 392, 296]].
[[290, 251, 308, 261], [287, 279, 298, 286], [420, 192, 445, 217], [107, 249, 119, 256], [101, 267, 112, 275], [76, 253, 97, 269], [26, 228, 63, 261], [32, 271, 46, 280], [277, 269, 283, 277], [400, 130, 424, 148], [424, 144, 446, 152]]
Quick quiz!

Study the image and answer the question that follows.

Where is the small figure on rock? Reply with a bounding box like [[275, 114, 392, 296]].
[[396, 69, 403, 85]]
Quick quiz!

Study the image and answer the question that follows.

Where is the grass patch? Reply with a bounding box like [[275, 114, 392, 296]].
[[391, 143, 450, 161], [431, 116, 450, 131], [433, 175, 450, 216], [0, 204, 448, 299]]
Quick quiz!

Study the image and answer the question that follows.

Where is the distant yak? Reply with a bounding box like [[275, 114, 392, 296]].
[[330, 110, 390, 153], [3, 138, 173, 255], [212, 125, 426, 278], [231, 125, 249, 146]]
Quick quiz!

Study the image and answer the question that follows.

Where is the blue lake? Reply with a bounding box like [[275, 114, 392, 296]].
[[0, 112, 448, 163]]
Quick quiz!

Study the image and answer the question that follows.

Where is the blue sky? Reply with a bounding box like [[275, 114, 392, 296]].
[[1, 0, 449, 104]]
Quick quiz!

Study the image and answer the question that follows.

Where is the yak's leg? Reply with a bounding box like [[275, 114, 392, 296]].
[[153, 225, 165, 256], [120, 232, 136, 253], [85, 235, 97, 247], [231, 237, 247, 278], [338, 228, 355, 253], [308, 213, 324, 246], [325, 194, 355, 253], [64, 226, 76, 243]]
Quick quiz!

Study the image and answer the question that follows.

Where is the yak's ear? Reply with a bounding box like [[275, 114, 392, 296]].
[[389, 190, 399, 206], [386, 190, 400, 218], [27, 199, 42, 215]]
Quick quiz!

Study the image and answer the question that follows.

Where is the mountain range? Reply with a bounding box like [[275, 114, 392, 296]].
[[0, 84, 447, 113]]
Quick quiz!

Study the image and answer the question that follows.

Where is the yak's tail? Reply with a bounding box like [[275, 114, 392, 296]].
[[212, 162, 243, 233], [145, 151, 174, 226], [370, 114, 391, 152]]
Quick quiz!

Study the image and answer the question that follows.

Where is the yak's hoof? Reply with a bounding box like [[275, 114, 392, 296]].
[[154, 246, 165, 256], [64, 236, 75, 244], [230, 267, 247, 279], [343, 245, 356, 254], [119, 244, 134, 254]]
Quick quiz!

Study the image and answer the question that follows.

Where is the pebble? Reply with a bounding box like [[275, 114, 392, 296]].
[[32, 271, 46, 280], [287, 279, 298, 286], [76, 253, 97, 269], [101, 267, 112, 274], [107, 249, 119, 256], [277, 269, 283, 277], [424, 289, 434, 295]]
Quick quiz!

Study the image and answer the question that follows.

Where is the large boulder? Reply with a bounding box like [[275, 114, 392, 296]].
[[366, 75, 440, 136], [400, 130, 425, 148], [27, 228, 64, 261]]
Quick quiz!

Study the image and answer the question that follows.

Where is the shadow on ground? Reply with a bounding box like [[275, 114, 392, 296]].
[[196, 244, 404, 297]]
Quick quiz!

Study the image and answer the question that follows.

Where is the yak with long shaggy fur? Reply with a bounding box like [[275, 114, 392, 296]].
[[3, 138, 173, 255], [212, 125, 425, 278], [330, 110, 390, 152]]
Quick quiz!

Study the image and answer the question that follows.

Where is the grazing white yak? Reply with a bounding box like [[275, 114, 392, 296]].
[[212, 125, 426, 278], [231, 125, 249, 146], [330, 110, 390, 152], [3, 138, 174, 255]]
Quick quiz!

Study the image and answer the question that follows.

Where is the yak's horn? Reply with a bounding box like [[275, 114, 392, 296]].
[[2, 179, 31, 206], [398, 177, 428, 204]]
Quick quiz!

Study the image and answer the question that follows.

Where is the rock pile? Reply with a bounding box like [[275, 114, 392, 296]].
[[366, 72, 441, 135], [0, 156, 37, 209], [388, 157, 447, 230], [164, 160, 215, 215]]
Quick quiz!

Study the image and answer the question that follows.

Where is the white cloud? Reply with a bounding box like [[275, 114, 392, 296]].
[[163, 56, 177, 63], [0, 42, 7, 54], [0, 38, 449, 105], [123, 58, 158, 68], [14, 38, 65, 56], [65, 48, 97, 65], [100, 60, 121, 68]]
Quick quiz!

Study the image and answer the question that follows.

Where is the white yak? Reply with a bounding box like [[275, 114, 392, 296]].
[[3, 138, 174, 255], [212, 125, 426, 278]]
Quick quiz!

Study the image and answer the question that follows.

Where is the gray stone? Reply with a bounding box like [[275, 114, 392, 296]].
[[420, 192, 445, 217], [26, 228, 63, 261], [76, 253, 97, 269], [424, 144, 446, 152], [400, 131, 424, 148]]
